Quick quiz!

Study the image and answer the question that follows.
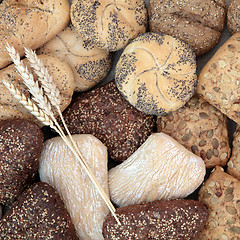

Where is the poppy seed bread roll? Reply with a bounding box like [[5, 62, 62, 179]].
[[70, 0, 148, 52], [0, 0, 70, 69], [115, 32, 197, 115]]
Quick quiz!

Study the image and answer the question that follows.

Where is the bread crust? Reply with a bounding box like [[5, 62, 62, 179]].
[[0, 0, 70, 69]]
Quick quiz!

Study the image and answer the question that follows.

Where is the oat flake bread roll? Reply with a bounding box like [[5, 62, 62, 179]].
[[0, 55, 74, 124], [70, 0, 148, 52], [197, 33, 240, 125], [149, 0, 226, 56], [0, 0, 70, 69], [115, 32, 197, 115], [227, 0, 240, 35], [37, 24, 112, 92]]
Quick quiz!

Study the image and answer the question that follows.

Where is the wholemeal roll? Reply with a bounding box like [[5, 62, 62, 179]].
[[0, 0, 70, 69], [227, 0, 240, 34], [115, 32, 197, 115], [38, 24, 112, 92], [71, 0, 148, 52], [149, 0, 226, 56]]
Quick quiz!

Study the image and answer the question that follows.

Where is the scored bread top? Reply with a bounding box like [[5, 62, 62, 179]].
[[115, 32, 197, 115]]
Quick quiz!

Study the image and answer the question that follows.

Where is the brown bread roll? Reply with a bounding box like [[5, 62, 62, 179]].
[[149, 0, 226, 56], [70, 0, 148, 52], [0, 182, 78, 239], [0, 55, 74, 125], [157, 95, 230, 168], [227, 0, 240, 34], [0, 0, 70, 69], [37, 24, 112, 92], [115, 32, 197, 115]]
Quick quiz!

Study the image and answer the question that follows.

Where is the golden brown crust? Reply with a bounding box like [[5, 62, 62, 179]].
[[0, 0, 70, 69], [227, 0, 240, 34], [157, 95, 230, 168], [149, 0, 226, 56], [70, 0, 148, 51], [37, 24, 112, 92], [197, 33, 240, 125], [115, 32, 197, 115]]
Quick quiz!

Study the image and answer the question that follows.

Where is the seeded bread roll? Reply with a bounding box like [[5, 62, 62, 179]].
[[70, 0, 147, 52], [0, 0, 70, 69], [0, 55, 74, 125], [227, 126, 240, 179], [157, 95, 230, 168], [0, 182, 78, 239], [198, 166, 240, 239], [103, 199, 208, 240], [197, 33, 240, 125], [227, 0, 240, 34], [149, 0, 226, 56], [37, 24, 112, 92], [115, 32, 197, 115], [61, 81, 155, 162]]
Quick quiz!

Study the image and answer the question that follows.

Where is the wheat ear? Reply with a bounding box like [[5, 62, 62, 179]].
[[5, 44, 120, 225]]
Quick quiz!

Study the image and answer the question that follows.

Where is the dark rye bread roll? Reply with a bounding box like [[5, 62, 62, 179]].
[[0, 119, 43, 206], [61, 81, 155, 162], [70, 0, 148, 52], [115, 32, 197, 115], [149, 0, 226, 56], [102, 199, 208, 239], [227, 0, 240, 34], [0, 0, 70, 69], [0, 182, 78, 239]]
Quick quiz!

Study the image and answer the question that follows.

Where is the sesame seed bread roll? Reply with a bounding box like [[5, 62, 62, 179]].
[[197, 33, 240, 125], [37, 24, 112, 92], [70, 0, 148, 52], [0, 0, 70, 69], [0, 55, 74, 125], [115, 32, 197, 115], [149, 0, 226, 56], [227, 0, 240, 35]]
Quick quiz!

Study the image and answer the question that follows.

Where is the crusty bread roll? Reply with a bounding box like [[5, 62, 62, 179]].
[[37, 24, 112, 92], [0, 55, 74, 125], [115, 32, 197, 115], [0, 0, 70, 69], [227, 0, 240, 34], [149, 0, 226, 56], [71, 0, 148, 52]]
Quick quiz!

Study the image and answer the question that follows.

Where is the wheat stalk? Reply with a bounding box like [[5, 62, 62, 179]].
[[4, 44, 120, 225]]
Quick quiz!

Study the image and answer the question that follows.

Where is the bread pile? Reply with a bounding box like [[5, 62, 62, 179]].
[[1, 0, 240, 239]]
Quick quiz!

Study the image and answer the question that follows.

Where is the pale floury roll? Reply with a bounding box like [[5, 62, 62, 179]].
[[37, 24, 112, 92], [109, 133, 206, 207], [115, 32, 197, 115], [39, 134, 109, 240], [71, 0, 148, 52]]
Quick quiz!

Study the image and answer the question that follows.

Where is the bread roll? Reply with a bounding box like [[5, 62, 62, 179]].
[[0, 0, 70, 69], [0, 55, 74, 125], [149, 0, 226, 56], [71, 0, 147, 51], [227, 0, 240, 34], [115, 32, 197, 115], [38, 24, 112, 92], [197, 33, 240, 125]]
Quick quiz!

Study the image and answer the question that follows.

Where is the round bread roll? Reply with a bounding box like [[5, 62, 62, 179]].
[[37, 24, 112, 92], [70, 0, 148, 52], [0, 55, 74, 125], [149, 0, 226, 56], [115, 32, 197, 115], [227, 0, 240, 35], [0, 0, 70, 69]]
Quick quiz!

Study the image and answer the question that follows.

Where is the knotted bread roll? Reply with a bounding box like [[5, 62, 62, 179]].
[[0, 0, 70, 69]]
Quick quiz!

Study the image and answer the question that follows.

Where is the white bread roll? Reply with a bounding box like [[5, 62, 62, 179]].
[[0, 0, 70, 69], [0, 55, 74, 125], [115, 32, 197, 115], [71, 0, 148, 52], [38, 24, 112, 92]]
